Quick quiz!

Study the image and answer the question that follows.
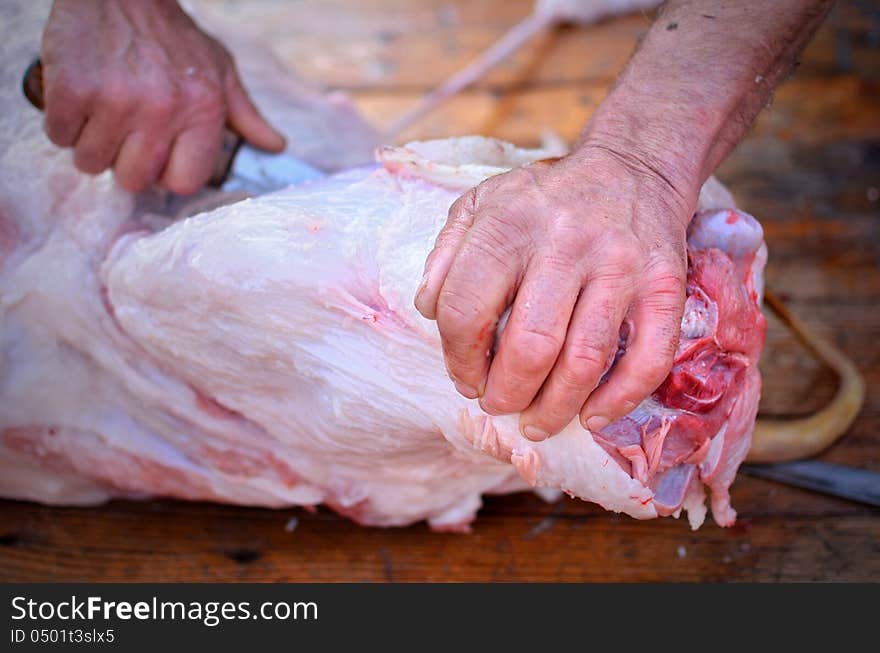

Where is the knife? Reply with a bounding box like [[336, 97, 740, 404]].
[[741, 461, 880, 508], [22, 58, 323, 194]]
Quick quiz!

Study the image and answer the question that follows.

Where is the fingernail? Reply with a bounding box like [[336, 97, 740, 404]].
[[417, 271, 430, 295], [478, 398, 499, 415], [414, 271, 430, 311], [416, 272, 428, 301], [454, 380, 479, 399], [586, 415, 610, 432], [522, 425, 548, 442]]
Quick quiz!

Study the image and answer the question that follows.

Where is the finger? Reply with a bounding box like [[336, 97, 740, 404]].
[[65, 71, 137, 175], [72, 112, 130, 176], [580, 265, 685, 431], [42, 69, 90, 147], [434, 218, 522, 399], [519, 277, 632, 440], [225, 69, 285, 153], [159, 121, 224, 195], [481, 258, 581, 417], [114, 131, 172, 193], [113, 93, 176, 192], [415, 188, 478, 319]]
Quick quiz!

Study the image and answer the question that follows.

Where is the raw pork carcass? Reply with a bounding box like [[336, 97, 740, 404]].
[[0, 134, 767, 529], [0, 0, 766, 529]]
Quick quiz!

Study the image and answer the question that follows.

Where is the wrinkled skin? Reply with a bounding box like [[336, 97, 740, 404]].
[[416, 145, 692, 441], [41, 0, 285, 194], [417, 0, 830, 441]]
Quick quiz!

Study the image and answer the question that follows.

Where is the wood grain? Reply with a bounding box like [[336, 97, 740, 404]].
[[1, 0, 878, 582]]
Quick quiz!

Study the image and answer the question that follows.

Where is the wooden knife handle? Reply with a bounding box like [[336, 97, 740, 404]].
[[22, 58, 240, 188], [22, 58, 45, 111]]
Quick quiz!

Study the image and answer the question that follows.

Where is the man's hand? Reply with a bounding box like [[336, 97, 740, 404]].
[[415, 147, 692, 440], [41, 0, 285, 194], [416, 0, 831, 439]]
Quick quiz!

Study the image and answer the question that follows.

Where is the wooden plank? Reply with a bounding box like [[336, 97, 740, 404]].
[[1, 474, 877, 582]]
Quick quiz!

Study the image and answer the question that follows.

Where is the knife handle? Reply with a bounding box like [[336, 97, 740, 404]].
[[22, 58, 241, 189]]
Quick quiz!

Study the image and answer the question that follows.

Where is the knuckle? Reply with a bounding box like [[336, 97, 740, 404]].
[[534, 231, 578, 268], [545, 229, 589, 264], [436, 194, 477, 247], [646, 250, 686, 278], [182, 77, 224, 112], [53, 71, 93, 106], [141, 85, 179, 121], [448, 188, 477, 221], [563, 343, 609, 382], [465, 221, 524, 267], [436, 291, 488, 342], [641, 271, 686, 314], [73, 150, 107, 175], [506, 166, 537, 187], [647, 243, 686, 268], [603, 239, 641, 269], [648, 269, 686, 298], [96, 75, 133, 111], [507, 328, 562, 374], [586, 295, 620, 324], [592, 247, 639, 282], [553, 364, 595, 395], [472, 170, 510, 199], [644, 297, 685, 327]]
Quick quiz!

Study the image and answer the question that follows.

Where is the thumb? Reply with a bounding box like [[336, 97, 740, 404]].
[[225, 69, 286, 153], [414, 187, 478, 319]]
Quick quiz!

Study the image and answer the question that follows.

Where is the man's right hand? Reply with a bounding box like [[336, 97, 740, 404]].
[[41, 0, 285, 194]]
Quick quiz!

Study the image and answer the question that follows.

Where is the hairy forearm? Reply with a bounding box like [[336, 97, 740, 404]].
[[575, 0, 833, 204]]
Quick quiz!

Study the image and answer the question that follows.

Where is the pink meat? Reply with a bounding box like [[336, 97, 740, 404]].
[[592, 213, 766, 525]]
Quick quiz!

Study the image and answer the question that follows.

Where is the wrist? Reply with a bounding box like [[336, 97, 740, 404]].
[[570, 90, 714, 227], [571, 4, 770, 206], [593, 76, 733, 179]]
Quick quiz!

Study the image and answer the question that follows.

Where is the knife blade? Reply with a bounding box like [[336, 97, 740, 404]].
[[741, 460, 880, 508], [22, 58, 323, 194]]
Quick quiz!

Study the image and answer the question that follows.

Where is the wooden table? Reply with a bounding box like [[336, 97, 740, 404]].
[[2, 0, 878, 582]]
